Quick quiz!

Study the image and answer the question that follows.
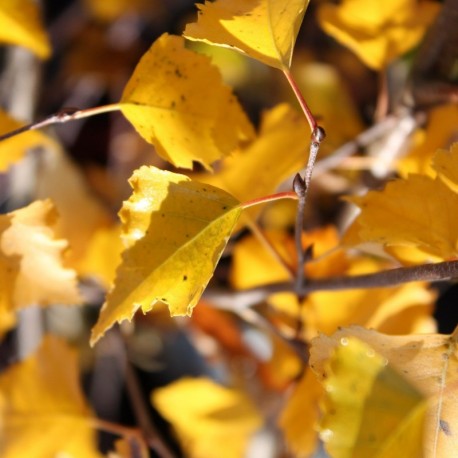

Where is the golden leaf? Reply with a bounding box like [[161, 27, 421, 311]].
[[0, 0, 51, 59], [152, 377, 262, 458], [120, 33, 254, 170], [0, 200, 81, 314], [90, 167, 241, 345], [317, 0, 439, 70], [0, 335, 101, 458], [310, 336, 426, 458], [311, 326, 458, 457], [184, 0, 310, 70], [0, 110, 55, 172]]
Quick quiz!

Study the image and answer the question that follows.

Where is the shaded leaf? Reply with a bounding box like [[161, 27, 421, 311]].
[[152, 377, 262, 458], [317, 0, 439, 69], [120, 33, 254, 170], [310, 336, 426, 458], [0, 0, 51, 59], [0, 335, 101, 458], [90, 167, 241, 345], [183, 0, 310, 70]]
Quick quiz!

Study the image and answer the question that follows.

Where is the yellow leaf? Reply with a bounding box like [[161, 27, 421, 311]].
[[0, 0, 51, 59], [152, 377, 262, 458], [0, 200, 82, 310], [108, 438, 149, 458], [83, 0, 153, 22], [0, 335, 101, 458], [120, 33, 254, 170], [344, 146, 458, 261], [184, 0, 310, 70], [90, 167, 241, 345], [279, 368, 323, 457], [310, 336, 426, 458], [0, 110, 55, 172], [433, 143, 458, 194], [310, 326, 458, 457], [317, 0, 439, 70], [195, 103, 309, 222]]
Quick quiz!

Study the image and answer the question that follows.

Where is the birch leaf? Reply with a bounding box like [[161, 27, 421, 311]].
[[311, 326, 458, 458], [311, 336, 426, 458], [90, 167, 241, 345], [317, 0, 439, 70], [183, 0, 310, 70], [152, 377, 262, 458], [0, 335, 101, 458], [120, 33, 254, 170], [0, 0, 51, 59]]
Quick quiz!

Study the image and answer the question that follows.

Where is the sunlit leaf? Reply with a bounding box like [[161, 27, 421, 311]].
[[311, 336, 426, 458], [433, 143, 458, 193], [152, 377, 262, 458], [0, 110, 55, 172], [0, 335, 101, 458], [120, 33, 254, 170], [344, 145, 458, 261], [317, 0, 439, 69], [183, 0, 310, 70], [90, 167, 241, 345], [0, 0, 51, 59], [311, 326, 458, 457], [0, 199, 82, 311]]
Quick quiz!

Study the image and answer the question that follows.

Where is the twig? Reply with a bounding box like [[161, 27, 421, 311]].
[[205, 260, 458, 310], [293, 174, 307, 295], [0, 104, 120, 142]]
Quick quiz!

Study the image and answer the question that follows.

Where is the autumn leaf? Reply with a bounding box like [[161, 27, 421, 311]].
[[0, 335, 101, 458], [344, 144, 458, 261], [120, 33, 254, 170], [310, 336, 426, 458], [311, 326, 458, 457], [317, 0, 439, 70], [83, 0, 152, 22], [90, 167, 241, 345], [0, 200, 81, 321], [0, 0, 51, 59], [195, 103, 309, 223], [183, 0, 310, 70], [152, 377, 262, 458], [0, 109, 55, 172]]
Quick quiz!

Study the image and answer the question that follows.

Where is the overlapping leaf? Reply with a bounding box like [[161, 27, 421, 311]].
[[152, 377, 262, 458], [0, 335, 101, 457], [317, 0, 439, 69], [344, 144, 458, 261], [120, 33, 254, 170], [311, 336, 426, 458], [311, 326, 458, 457], [0, 0, 51, 59], [90, 167, 241, 345], [183, 0, 310, 69]]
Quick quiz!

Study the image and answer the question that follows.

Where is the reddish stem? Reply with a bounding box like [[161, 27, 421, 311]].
[[240, 191, 298, 209]]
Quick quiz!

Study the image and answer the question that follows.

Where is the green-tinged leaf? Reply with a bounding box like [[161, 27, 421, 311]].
[[184, 0, 310, 70], [90, 166, 241, 345], [120, 33, 254, 170]]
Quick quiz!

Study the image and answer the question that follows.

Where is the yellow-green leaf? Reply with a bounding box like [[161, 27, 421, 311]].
[[183, 0, 310, 70], [0, 335, 101, 458], [152, 377, 262, 458], [0, 0, 51, 59], [120, 33, 254, 170], [90, 166, 241, 345], [311, 336, 426, 458], [317, 0, 439, 70]]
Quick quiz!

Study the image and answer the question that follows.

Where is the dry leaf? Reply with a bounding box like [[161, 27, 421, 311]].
[[152, 377, 262, 458], [90, 167, 241, 345], [317, 0, 439, 69], [0, 335, 101, 458], [310, 326, 458, 457], [120, 33, 254, 170], [184, 0, 310, 70], [311, 336, 426, 458], [0, 0, 51, 59]]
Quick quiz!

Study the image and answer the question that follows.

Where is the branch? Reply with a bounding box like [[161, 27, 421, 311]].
[[205, 260, 458, 310]]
